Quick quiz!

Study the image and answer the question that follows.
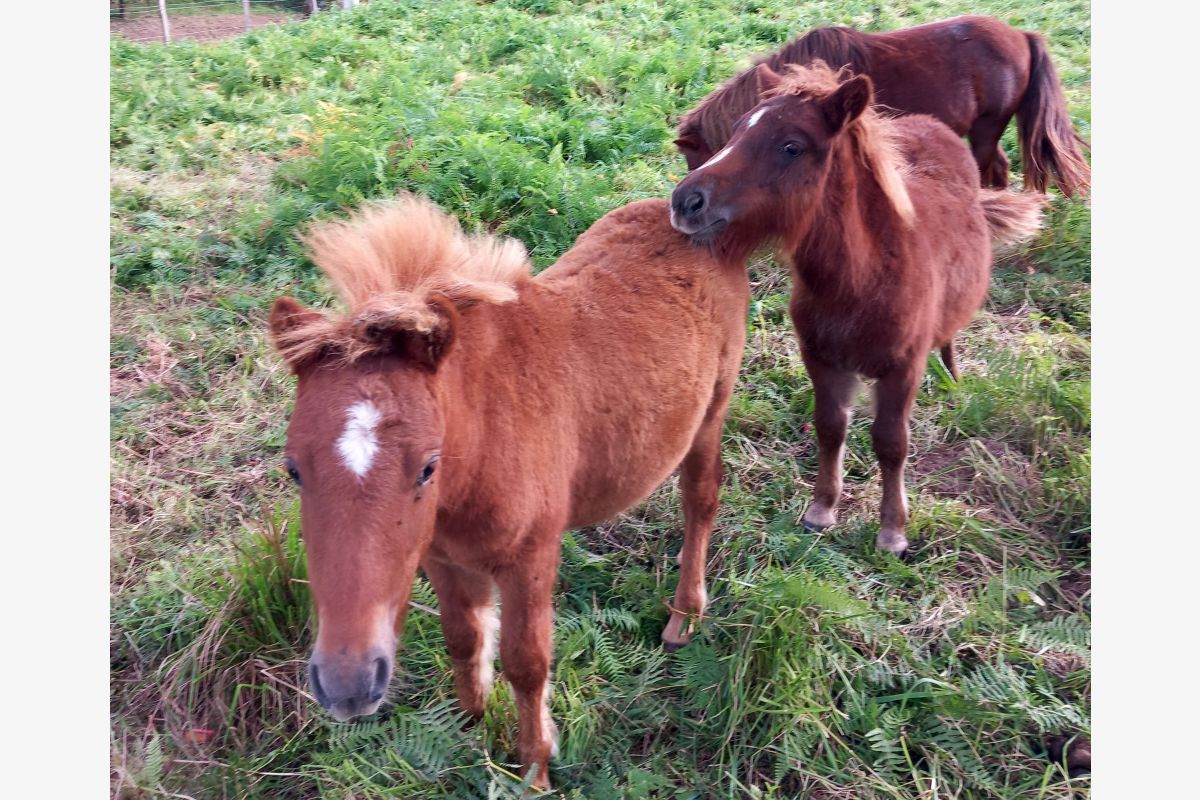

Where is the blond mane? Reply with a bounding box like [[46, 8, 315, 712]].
[[766, 61, 915, 226], [274, 194, 530, 365]]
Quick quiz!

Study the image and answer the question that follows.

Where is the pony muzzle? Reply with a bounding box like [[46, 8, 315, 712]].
[[309, 648, 394, 722], [669, 181, 727, 241]]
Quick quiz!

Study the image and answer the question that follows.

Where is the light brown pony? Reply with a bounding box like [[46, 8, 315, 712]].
[[268, 195, 749, 788], [676, 16, 1090, 198], [670, 62, 1044, 555]]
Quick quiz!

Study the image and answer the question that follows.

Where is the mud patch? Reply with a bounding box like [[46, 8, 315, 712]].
[[912, 438, 1040, 501]]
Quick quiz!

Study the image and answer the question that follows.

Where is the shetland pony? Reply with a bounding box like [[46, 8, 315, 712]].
[[670, 62, 1043, 555], [675, 16, 1090, 197], [268, 196, 749, 788]]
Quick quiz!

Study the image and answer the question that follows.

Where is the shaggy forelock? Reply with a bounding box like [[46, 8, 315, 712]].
[[273, 194, 530, 365]]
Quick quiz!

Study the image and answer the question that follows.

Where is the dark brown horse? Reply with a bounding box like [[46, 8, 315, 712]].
[[675, 16, 1090, 197], [670, 62, 1044, 555], [268, 195, 749, 789]]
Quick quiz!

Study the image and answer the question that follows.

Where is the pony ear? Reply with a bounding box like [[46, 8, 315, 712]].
[[269, 296, 325, 369], [755, 63, 784, 96], [674, 131, 714, 171], [270, 297, 328, 376], [404, 295, 457, 371], [352, 295, 457, 371], [821, 74, 873, 131], [270, 296, 320, 338]]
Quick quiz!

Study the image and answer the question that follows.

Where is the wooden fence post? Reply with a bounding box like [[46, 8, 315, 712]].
[[243, 0, 252, 32], [157, 0, 171, 44]]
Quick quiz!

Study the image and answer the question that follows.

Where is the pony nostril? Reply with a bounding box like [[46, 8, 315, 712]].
[[684, 190, 706, 215], [370, 657, 389, 701], [309, 662, 329, 708]]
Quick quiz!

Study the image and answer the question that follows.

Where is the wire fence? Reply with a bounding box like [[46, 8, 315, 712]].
[[110, 1, 362, 44]]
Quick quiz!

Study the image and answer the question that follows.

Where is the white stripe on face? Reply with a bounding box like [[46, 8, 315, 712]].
[[336, 401, 382, 478], [693, 107, 769, 174], [693, 143, 734, 173]]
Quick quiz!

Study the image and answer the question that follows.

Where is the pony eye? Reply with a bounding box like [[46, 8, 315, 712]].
[[782, 141, 801, 157], [284, 456, 302, 487], [417, 455, 440, 488]]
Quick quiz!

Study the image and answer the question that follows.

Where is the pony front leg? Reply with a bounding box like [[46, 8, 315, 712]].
[[663, 406, 727, 651], [497, 540, 560, 789], [871, 365, 922, 556], [423, 558, 499, 719], [800, 355, 859, 532]]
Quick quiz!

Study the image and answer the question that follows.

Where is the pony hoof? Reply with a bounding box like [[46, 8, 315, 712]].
[[662, 612, 698, 651], [876, 529, 909, 557], [802, 504, 837, 532]]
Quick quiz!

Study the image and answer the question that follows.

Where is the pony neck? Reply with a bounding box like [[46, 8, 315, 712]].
[[427, 300, 517, 514]]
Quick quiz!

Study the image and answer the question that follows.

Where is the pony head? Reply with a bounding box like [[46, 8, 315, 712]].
[[269, 196, 528, 721], [670, 61, 912, 254]]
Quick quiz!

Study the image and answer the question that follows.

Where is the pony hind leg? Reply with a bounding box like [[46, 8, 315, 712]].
[[662, 398, 729, 652], [968, 116, 1012, 189], [496, 534, 562, 789], [800, 356, 859, 532], [423, 558, 499, 719], [870, 364, 923, 556]]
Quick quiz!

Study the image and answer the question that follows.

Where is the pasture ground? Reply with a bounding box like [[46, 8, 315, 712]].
[[111, 3, 304, 43], [110, 1, 1091, 797]]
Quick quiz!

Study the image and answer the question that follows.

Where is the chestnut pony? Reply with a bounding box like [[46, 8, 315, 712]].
[[670, 62, 1043, 555], [268, 196, 749, 788], [675, 16, 1090, 197]]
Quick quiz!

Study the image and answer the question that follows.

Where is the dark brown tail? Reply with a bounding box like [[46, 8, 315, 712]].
[[1017, 33, 1091, 198], [979, 189, 1045, 248]]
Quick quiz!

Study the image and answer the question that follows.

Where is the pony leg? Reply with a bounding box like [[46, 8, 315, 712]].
[[423, 558, 498, 719], [939, 343, 960, 383], [801, 355, 859, 531], [968, 117, 1011, 189], [662, 400, 728, 651], [496, 538, 561, 789], [990, 144, 1011, 189], [871, 364, 923, 556]]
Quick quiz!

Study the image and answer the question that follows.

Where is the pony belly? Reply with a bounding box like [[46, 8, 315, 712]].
[[567, 460, 688, 530], [565, 411, 709, 528]]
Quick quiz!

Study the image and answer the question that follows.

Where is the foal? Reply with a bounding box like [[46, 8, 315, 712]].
[[269, 195, 749, 788], [670, 62, 1043, 555], [675, 16, 1090, 197]]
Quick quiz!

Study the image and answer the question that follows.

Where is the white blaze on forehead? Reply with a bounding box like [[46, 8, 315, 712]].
[[694, 143, 734, 173], [693, 108, 769, 174], [336, 401, 382, 478]]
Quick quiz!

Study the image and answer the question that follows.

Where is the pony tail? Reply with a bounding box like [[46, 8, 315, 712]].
[[979, 189, 1045, 249], [1017, 33, 1091, 198]]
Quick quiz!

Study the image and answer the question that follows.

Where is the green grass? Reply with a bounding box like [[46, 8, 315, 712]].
[[110, 1, 1091, 797]]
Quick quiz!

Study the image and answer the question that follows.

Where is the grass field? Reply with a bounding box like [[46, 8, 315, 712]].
[[109, 1, 1091, 797]]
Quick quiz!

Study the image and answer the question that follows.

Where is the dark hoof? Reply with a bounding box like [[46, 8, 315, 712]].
[[662, 639, 686, 653], [801, 519, 829, 533], [1046, 734, 1091, 776]]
